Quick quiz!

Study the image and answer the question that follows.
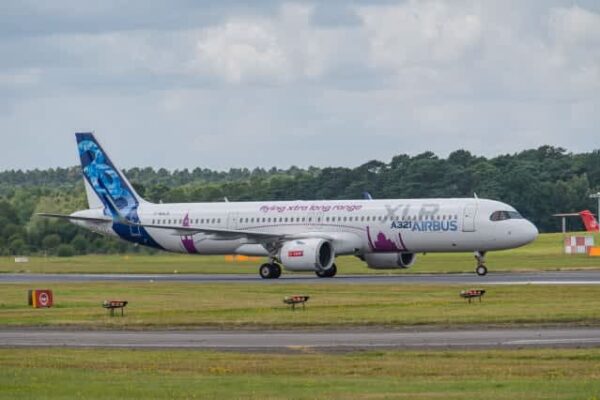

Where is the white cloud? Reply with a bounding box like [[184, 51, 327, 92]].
[[547, 5, 600, 46], [545, 6, 600, 92], [191, 4, 359, 84], [0, 68, 41, 87], [195, 19, 291, 83], [358, 1, 482, 69], [0, 1, 599, 170]]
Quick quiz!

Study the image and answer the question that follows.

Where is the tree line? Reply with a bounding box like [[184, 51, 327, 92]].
[[0, 145, 598, 256]]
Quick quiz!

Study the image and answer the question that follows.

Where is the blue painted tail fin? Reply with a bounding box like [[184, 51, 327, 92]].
[[76, 132, 148, 219]]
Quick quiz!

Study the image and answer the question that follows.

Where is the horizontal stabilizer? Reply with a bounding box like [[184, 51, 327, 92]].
[[37, 213, 112, 224]]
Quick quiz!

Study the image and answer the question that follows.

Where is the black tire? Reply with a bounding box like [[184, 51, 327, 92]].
[[259, 263, 282, 279], [259, 263, 273, 279], [476, 265, 488, 276], [315, 263, 337, 278], [271, 263, 282, 279]]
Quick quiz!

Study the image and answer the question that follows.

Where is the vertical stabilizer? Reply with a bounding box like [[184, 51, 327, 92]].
[[83, 178, 104, 209], [75, 132, 149, 219], [75, 132, 163, 250], [579, 210, 599, 232]]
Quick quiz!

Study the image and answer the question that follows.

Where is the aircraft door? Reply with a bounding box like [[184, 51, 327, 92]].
[[129, 224, 141, 237], [129, 216, 142, 237], [462, 204, 477, 232]]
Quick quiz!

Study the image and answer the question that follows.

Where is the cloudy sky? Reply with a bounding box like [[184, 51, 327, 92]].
[[1, 0, 599, 170]]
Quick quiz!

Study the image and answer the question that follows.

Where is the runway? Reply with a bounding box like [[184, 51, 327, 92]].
[[2, 270, 600, 285], [2, 327, 600, 350]]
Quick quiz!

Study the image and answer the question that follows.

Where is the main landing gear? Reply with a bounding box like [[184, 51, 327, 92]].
[[315, 263, 337, 278], [474, 251, 488, 276], [258, 262, 338, 279], [259, 262, 282, 279]]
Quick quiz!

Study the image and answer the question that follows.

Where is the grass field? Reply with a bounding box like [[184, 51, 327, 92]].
[[2, 235, 599, 399], [2, 282, 600, 328], [2, 232, 600, 275], [1, 348, 600, 399]]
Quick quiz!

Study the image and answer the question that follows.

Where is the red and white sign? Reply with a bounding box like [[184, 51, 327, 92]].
[[29, 289, 53, 308], [38, 292, 50, 306], [288, 250, 304, 257], [564, 236, 594, 254]]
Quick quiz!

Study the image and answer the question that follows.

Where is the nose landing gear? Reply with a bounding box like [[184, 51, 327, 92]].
[[474, 251, 488, 276]]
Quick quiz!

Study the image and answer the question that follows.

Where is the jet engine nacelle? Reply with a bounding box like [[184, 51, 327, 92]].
[[364, 252, 416, 269], [279, 239, 335, 272]]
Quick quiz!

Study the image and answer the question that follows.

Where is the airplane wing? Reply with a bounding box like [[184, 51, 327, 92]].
[[137, 222, 282, 240]]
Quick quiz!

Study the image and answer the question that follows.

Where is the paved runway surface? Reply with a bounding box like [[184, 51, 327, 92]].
[[2, 327, 600, 350], [2, 271, 600, 285]]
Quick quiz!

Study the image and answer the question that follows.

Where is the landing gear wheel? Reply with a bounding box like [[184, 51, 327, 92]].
[[476, 265, 488, 276], [315, 263, 337, 278], [474, 251, 488, 277], [259, 263, 282, 279], [271, 263, 282, 279]]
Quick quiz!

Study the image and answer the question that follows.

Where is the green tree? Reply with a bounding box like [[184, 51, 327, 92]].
[[57, 244, 75, 257]]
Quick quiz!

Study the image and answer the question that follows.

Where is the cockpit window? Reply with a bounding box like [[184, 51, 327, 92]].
[[490, 210, 523, 221]]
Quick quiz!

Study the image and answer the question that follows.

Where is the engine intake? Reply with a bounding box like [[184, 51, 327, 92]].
[[364, 252, 416, 269], [280, 239, 335, 271]]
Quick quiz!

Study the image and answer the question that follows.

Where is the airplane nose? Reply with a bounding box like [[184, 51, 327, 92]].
[[523, 220, 538, 244]]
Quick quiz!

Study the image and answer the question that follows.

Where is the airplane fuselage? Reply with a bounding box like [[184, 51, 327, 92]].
[[73, 197, 538, 256], [44, 132, 538, 278]]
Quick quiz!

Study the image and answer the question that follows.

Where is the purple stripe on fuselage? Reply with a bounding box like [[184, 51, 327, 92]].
[[181, 213, 198, 254]]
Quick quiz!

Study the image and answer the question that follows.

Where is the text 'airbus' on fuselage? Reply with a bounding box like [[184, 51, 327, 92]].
[[40, 133, 538, 278]]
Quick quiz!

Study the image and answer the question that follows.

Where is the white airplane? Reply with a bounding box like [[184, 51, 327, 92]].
[[40, 133, 538, 278]]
